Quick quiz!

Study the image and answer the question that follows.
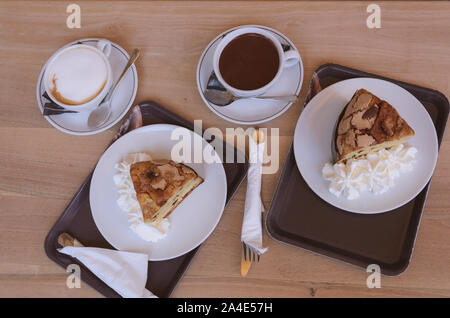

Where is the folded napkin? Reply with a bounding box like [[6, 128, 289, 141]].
[[42, 92, 78, 116], [59, 246, 156, 298], [241, 132, 268, 255]]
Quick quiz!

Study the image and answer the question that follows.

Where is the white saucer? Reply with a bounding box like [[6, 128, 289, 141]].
[[36, 38, 138, 135], [90, 124, 227, 261], [196, 25, 303, 125], [293, 78, 438, 214]]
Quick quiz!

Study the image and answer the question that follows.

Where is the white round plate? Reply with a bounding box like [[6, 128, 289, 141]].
[[293, 78, 438, 214], [36, 38, 138, 135], [90, 124, 227, 260], [197, 25, 303, 125]]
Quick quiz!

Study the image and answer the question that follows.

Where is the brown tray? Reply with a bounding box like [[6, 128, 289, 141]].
[[44, 101, 249, 297], [266, 63, 449, 276]]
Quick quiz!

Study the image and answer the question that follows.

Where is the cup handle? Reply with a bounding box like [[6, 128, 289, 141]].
[[283, 49, 300, 68], [97, 39, 112, 58]]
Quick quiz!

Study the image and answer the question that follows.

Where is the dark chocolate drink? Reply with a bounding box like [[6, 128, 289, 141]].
[[219, 33, 280, 91]]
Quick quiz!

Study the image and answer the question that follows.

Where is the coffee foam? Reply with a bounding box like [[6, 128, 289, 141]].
[[47, 47, 108, 105]]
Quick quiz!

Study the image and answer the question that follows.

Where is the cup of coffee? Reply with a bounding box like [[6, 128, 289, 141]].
[[43, 40, 113, 112], [213, 26, 300, 97]]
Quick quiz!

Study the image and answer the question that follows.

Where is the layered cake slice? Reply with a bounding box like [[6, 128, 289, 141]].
[[336, 89, 415, 163], [130, 160, 203, 222]]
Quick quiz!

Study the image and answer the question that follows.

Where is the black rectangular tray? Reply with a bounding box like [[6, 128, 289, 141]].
[[266, 63, 449, 276], [44, 101, 249, 297]]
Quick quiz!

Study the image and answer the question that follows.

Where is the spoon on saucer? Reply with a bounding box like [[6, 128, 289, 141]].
[[88, 48, 140, 128], [204, 72, 298, 107]]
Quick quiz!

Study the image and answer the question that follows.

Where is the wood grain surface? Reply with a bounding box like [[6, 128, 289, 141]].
[[0, 1, 449, 298]]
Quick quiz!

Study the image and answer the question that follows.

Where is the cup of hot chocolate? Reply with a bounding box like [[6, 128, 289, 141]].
[[43, 40, 113, 112], [213, 26, 300, 98]]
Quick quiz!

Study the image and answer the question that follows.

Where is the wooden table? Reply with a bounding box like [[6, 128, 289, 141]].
[[0, 1, 449, 298]]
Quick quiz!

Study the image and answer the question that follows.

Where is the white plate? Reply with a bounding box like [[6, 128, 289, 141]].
[[196, 25, 303, 125], [90, 124, 227, 260], [36, 38, 138, 135], [293, 78, 438, 214]]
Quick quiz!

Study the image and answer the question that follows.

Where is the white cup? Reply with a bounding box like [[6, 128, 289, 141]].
[[213, 26, 300, 97], [43, 40, 113, 112]]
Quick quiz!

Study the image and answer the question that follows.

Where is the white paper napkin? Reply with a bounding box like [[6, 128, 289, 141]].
[[59, 246, 157, 298], [241, 134, 268, 255]]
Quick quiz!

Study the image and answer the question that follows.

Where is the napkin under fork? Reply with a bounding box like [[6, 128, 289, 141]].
[[241, 130, 268, 255]]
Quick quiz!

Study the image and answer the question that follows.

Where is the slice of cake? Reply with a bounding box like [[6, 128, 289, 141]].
[[130, 160, 203, 223], [336, 89, 415, 163]]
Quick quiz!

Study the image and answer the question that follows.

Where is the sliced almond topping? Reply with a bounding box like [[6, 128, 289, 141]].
[[351, 110, 375, 130], [344, 130, 356, 149], [353, 93, 372, 112], [338, 116, 352, 135], [158, 164, 185, 182], [151, 177, 167, 190], [336, 135, 345, 155], [381, 115, 396, 136], [362, 105, 378, 120], [356, 134, 376, 147]]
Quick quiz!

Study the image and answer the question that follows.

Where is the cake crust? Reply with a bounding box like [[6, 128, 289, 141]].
[[336, 89, 415, 162]]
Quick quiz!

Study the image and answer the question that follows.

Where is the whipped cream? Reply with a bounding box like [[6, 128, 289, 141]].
[[113, 152, 170, 242], [322, 144, 417, 200]]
